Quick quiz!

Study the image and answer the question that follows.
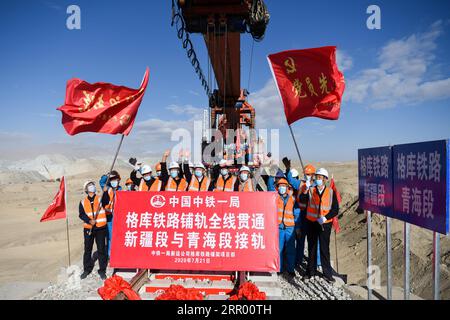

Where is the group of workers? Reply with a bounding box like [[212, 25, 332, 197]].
[[79, 150, 340, 283]]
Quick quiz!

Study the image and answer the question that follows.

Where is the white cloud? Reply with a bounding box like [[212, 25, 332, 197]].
[[166, 104, 204, 119], [130, 110, 204, 157], [188, 90, 200, 96], [248, 79, 286, 129], [336, 50, 353, 72], [345, 20, 450, 109]]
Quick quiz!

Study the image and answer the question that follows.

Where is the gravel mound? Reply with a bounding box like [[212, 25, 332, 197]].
[[278, 266, 352, 300], [32, 262, 114, 300]]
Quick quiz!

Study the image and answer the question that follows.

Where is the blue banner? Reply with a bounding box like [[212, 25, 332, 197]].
[[359, 140, 449, 235], [393, 140, 449, 235], [358, 146, 394, 216]]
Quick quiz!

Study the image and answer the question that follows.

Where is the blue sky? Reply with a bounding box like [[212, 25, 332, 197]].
[[1, 0, 449, 162]]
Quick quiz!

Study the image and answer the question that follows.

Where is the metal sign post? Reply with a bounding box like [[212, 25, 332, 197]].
[[367, 210, 372, 300], [433, 232, 440, 300], [403, 222, 410, 300], [386, 216, 392, 300]]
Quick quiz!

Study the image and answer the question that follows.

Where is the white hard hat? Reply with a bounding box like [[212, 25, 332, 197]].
[[83, 180, 95, 191], [239, 166, 250, 173], [140, 165, 152, 175], [315, 168, 329, 179], [290, 168, 299, 178], [168, 161, 180, 170], [219, 159, 228, 167], [194, 163, 205, 170], [188, 161, 194, 168]]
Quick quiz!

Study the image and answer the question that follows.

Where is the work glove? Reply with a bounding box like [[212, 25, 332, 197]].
[[318, 216, 327, 225], [282, 157, 291, 169], [129, 157, 137, 166]]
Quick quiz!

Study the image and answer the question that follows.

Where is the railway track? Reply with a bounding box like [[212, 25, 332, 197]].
[[113, 269, 283, 300]]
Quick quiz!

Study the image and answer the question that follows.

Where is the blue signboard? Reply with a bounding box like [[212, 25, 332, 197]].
[[358, 146, 393, 216], [393, 140, 449, 235]]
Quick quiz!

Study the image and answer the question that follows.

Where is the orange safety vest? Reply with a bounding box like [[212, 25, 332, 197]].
[[238, 179, 254, 192], [277, 194, 296, 227], [214, 175, 237, 192], [104, 188, 116, 216], [188, 176, 211, 191], [139, 178, 162, 191], [81, 195, 107, 229], [165, 177, 187, 191], [306, 186, 334, 223]]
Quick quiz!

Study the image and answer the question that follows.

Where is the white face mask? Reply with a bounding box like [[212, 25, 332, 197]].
[[240, 173, 248, 181], [126, 185, 133, 191], [220, 168, 228, 176], [156, 171, 161, 177], [170, 170, 179, 178], [87, 185, 96, 193], [110, 180, 119, 188], [143, 175, 151, 181]]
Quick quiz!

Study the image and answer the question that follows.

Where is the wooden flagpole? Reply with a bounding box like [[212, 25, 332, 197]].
[[89, 134, 125, 235], [288, 124, 306, 177]]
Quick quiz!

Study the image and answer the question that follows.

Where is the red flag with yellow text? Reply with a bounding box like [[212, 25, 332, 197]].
[[57, 68, 149, 135], [40, 177, 66, 222], [267, 47, 345, 125]]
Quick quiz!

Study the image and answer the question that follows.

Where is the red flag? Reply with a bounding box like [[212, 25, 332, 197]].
[[267, 46, 345, 125], [57, 68, 149, 136], [40, 177, 66, 222], [330, 177, 342, 233]]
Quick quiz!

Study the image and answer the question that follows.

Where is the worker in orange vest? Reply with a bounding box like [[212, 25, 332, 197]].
[[286, 164, 321, 267], [78, 180, 109, 280], [299, 168, 339, 282], [129, 157, 163, 191], [237, 166, 255, 191], [164, 161, 188, 191], [267, 177, 300, 276], [125, 178, 135, 191], [185, 162, 212, 191], [212, 159, 237, 192]]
